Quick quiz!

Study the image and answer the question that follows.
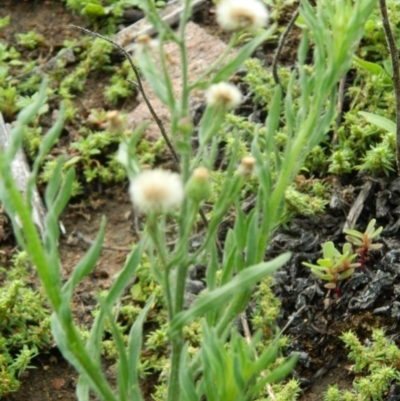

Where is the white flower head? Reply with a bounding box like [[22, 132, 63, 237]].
[[206, 82, 242, 110], [129, 169, 184, 214], [216, 0, 269, 31]]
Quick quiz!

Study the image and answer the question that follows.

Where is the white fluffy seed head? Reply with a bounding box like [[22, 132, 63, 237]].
[[216, 0, 269, 31], [129, 169, 184, 214], [206, 82, 242, 110]]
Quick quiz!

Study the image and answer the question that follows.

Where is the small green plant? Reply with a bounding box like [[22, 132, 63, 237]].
[[16, 31, 45, 50], [0, 84, 19, 119], [324, 329, 400, 401], [62, 0, 166, 33], [302, 242, 360, 297], [303, 219, 383, 296], [344, 218, 383, 269], [0, 251, 51, 397], [0, 16, 10, 30]]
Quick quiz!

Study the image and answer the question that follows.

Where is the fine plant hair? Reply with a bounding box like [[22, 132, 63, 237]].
[[0, 1, 377, 401]]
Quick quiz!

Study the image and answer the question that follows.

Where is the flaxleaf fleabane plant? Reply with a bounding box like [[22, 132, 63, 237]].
[[0, 0, 378, 400]]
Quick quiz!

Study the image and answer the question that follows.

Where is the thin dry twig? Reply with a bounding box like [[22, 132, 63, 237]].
[[240, 312, 253, 344], [280, 304, 306, 336], [271, 5, 300, 87], [378, 0, 400, 173], [343, 180, 374, 231]]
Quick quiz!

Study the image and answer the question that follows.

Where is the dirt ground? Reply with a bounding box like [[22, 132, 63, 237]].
[[1, 1, 397, 401]]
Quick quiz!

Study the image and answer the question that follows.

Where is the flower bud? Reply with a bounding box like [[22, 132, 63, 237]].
[[185, 167, 211, 203], [238, 156, 256, 176], [178, 117, 194, 136], [106, 110, 125, 135]]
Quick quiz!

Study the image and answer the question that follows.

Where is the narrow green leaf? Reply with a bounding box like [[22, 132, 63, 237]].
[[171, 253, 290, 330], [285, 74, 296, 135], [84, 243, 142, 369], [297, 28, 309, 65], [245, 208, 258, 266], [50, 167, 75, 219], [206, 243, 218, 291], [101, 299, 129, 401], [253, 338, 279, 374], [232, 353, 246, 393], [27, 102, 65, 204], [359, 111, 396, 134], [35, 102, 65, 168], [220, 246, 236, 287], [311, 270, 334, 281], [107, 242, 143, 305], [338, 268, 355, 280], [343, 228, 363, 238], [264, 85, 282, 152], [127, 295, 154, 400], [234, 207, 247, 251], [353, 56, 388, 76], [179, 343, 198, 401], [213, 27, 275, 83], [263, 354, 298, 383], [76, 376, 90, 401], [17, 78, 48, 125], [136, 52, 168, 105], [62, 216, 106, 300]]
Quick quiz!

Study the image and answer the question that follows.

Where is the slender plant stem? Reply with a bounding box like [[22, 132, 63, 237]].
[[378, 0, 400, 173], [148, 216, 174, 319], [168, 336, 183, 401]]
